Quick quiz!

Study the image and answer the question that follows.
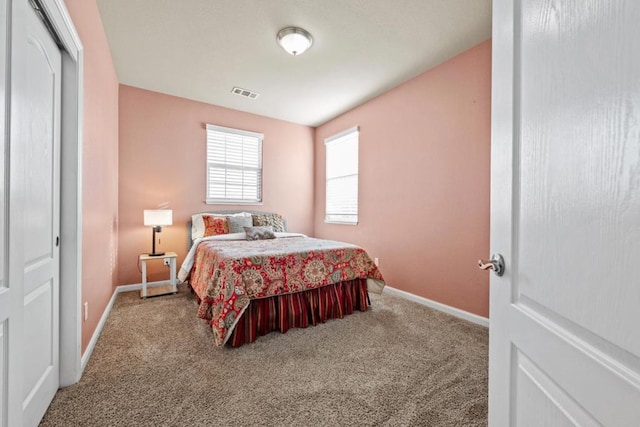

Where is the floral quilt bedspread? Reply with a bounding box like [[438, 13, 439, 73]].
[[188, 236, 385, 346]]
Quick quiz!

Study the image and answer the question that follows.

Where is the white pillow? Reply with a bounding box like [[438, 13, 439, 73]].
[[191, 212, 251, 240]]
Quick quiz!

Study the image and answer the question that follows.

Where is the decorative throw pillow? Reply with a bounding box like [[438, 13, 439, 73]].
[[244, 226, 276, 241], [252, 213, 285, 232], [227, 215, 253, 233], [191, 212, 251, 240], [202, 215, 229, 237]]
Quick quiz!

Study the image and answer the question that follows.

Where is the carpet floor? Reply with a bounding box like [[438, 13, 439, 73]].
[[41, 284, 488, 426]]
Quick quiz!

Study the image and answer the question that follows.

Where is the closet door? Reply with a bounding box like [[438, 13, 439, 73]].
[[9, 1, 62, 425]]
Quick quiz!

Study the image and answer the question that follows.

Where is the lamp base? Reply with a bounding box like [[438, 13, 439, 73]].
[[147, 252, 165, 257]]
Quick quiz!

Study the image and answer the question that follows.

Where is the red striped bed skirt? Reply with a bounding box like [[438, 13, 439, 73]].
[[228, 278, 369, 347]]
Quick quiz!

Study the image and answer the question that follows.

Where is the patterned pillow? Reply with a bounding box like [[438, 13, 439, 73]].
[[227, 216, 253, 233], [252, 213, 285, 232], [203, 215, 229, 237], [191, 212, 251, 240], [244, 226, 276, 241]]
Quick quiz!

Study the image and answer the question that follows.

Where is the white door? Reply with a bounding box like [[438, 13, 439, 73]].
[[489, 1, 640, 426], [18, 2, 61, 426]]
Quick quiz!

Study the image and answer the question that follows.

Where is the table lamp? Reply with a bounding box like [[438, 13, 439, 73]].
[[143, 209, 172, 256]]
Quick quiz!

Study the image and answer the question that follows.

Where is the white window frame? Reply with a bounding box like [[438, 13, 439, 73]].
[[206, 124, 263, 204], [325, 126, 359, 225]]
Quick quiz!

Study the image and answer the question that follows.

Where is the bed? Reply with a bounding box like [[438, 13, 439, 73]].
[[178, 211, 385, 347]]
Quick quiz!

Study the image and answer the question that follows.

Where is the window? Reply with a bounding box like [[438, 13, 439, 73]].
[[206, 124, 263, 204], [325, 126, 359, 224]]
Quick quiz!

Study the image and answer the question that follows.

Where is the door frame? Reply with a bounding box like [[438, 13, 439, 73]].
[[35, 0, 83, 387]]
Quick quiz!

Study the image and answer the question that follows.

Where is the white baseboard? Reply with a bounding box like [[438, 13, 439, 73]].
[[79, 281, 178, 371], [383, 286, 489, 327], [80, 287, 119, 371]]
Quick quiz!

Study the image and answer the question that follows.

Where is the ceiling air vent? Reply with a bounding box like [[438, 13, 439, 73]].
[[231, 86, 260, 99]]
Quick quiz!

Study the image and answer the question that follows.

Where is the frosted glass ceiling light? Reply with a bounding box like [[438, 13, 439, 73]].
[[277, 27, 313, 56]]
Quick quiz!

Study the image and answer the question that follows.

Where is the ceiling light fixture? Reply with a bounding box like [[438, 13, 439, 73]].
[[276, 27, 313, 56]]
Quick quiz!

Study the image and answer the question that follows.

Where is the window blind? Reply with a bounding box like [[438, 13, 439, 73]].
[[206, 124, 263, 204], [325, 127, 359, 224]]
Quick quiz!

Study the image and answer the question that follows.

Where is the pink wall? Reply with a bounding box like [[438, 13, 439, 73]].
[[314, 40, 492, 317], [118, 86, 315, 286], [65, 0, 120, 352]]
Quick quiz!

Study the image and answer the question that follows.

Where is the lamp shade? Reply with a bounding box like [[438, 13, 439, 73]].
[[276, 27, 313, 56], [143, 209, 172, 226]]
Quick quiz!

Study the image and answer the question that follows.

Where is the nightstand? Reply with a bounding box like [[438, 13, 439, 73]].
[[139, 251, 177, 298]]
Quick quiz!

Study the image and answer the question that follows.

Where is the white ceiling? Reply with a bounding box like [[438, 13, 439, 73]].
[[96, 0, 492, 127]]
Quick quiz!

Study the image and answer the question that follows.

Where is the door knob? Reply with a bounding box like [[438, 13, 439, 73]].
[[478, 254, 505, 276]]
